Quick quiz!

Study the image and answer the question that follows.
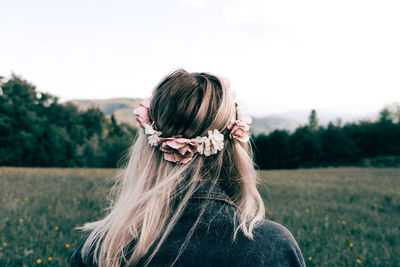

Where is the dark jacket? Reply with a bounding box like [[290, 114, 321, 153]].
[[71, 181, 306, 266]]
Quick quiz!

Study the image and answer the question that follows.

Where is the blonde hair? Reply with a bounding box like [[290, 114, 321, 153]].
[[79, 69, 265, 266]]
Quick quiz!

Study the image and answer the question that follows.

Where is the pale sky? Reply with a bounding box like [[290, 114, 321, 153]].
[[1, 0, 399, 116]]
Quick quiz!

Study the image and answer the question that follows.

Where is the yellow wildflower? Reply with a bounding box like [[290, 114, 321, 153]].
[[308, 256, 312, 261], [48, 257, 53, 261], [3, 242, 7, 247], [55, 226, 59, 231], [305, 209, 310, 213], [325, 216, 328, 221], [349, 243, 354, 247], [356, 259, 361, 263], [36, 259, 42, 264], [19, 218, 23, 223], [65, 244, 70, 248], [24, 196, 29, 201]]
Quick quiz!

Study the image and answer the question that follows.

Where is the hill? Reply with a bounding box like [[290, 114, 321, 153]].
[[66, 98, 141, 128], [67, 98, 141, 115], [65, 98, 300, 134], [65, 98, 379, 135]]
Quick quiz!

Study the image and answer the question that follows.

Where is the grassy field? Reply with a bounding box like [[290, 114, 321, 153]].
[[0, 167, 399, 266]]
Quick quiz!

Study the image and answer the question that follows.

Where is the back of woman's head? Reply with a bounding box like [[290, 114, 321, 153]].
[[151, 69, 233, 138], [79, 69, 265, 267]]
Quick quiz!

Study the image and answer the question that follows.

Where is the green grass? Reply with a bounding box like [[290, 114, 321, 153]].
[[0, 167, 399, 266]]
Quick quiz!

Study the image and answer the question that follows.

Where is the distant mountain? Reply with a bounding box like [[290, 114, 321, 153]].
[[275, 109, 378, 125], [65, 98, 379, 135], [67, 98, 141, 115], [251, 116, 299, 136], [250, 109, 378, 135], [66, 98, 141, 128]]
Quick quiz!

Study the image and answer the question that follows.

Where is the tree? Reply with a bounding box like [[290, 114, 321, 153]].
[[308, 109, 319, 131], [0, 73, 137, 167], [253, 131, 291, 169], [320, 123, 358, 166], [290, 126, 322, 168], [378, 108, 392, 123], [381, 102, 400, 123]]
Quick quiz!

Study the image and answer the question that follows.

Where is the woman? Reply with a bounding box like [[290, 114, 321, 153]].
[[71, 69, 305, 267]]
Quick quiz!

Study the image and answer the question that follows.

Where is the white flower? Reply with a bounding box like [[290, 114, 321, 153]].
[[143, 123, 162, 147], [196, 129, 224, 156], [143, 123, 155, 135], [195, 136, 208, 155], [148, 134, 160, 147]]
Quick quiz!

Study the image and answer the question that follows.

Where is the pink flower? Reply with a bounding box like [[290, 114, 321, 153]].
[[227, 117, 252, 142], [158, 137, 199, 164], [133, 98, 151, 127], [238, 115, 252, 124]]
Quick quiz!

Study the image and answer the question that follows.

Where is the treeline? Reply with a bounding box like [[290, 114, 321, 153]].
[[1, 74, 399, 169], [253, 109, 400, 169], [0, 74, 136, 168]]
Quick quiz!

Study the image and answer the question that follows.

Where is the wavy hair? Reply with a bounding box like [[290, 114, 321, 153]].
[[78, 69, 265, 266]]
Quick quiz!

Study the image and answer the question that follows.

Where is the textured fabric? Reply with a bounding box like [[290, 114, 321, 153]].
[[71, 181, 306, 266]]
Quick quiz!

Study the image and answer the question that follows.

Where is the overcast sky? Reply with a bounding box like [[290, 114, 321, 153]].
[[1, 0, 399, 116]]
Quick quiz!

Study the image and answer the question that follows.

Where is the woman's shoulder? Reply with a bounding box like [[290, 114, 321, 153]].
[[254, 219, 298, 243], [242, 219, 306, 267]]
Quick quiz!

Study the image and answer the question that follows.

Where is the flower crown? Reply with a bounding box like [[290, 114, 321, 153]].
[[133, 93, 252, 164]]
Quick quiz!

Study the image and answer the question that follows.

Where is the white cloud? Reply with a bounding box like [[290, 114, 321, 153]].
[[179, 0, 205, 7], [223, 0, 266, 24], [220, 0, 400, 114]]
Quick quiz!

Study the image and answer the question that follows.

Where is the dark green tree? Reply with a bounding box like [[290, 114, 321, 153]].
[[320, 123, 358, 166], [308, 109, 319, 131], [253, 130, 291, 169], [289, 126, 322, 168], [0, 74, 137, 167]]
